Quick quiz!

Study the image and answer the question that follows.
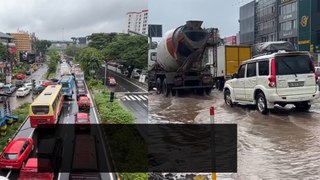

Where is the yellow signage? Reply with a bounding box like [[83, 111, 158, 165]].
[[298, 40, 310, 45], [310, 44, 314, 52], [300, 16, 309, 27]]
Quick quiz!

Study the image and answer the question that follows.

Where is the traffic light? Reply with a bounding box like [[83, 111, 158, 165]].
[[110, 92, 114, 102], [32, 79, 36, 89]]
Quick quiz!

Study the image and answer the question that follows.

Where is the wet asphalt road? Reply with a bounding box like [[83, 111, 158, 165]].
[[107, 69, 148, 124], [149, 90, 320, 179]]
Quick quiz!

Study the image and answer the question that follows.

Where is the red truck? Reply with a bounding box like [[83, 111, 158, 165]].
[[77, 95, 91, 113]]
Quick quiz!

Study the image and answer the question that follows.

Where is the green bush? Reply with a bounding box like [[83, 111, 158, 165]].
[[119, 173, 148, 180], [0, 103, 30, 152]]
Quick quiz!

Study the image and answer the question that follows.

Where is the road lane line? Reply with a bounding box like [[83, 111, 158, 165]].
[[28, 128, 35, 138], [6, 170, 12, 178], [143, 103, 148, 108], [138, 95, 146, 101], [133, 95, 141, 101]]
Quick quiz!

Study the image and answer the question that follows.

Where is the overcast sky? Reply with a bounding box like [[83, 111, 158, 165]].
[[149, 0, 251, 41], [0, 0, 147, 40]]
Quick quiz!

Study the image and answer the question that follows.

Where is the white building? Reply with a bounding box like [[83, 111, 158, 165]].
[[126, 9, 148, 35]]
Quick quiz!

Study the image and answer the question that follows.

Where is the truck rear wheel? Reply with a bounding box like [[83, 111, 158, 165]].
[[162, 78, 170, 97], [156, 78, 162, 94]]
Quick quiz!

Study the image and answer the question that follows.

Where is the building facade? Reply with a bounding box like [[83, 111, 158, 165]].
[[278, 0, 298, 47], [126, 9, 148, 35], [239, 1, 256, 44], [9, 32, 32, 54], [255, 0, 278, 42], [224, 35, 238, 45]]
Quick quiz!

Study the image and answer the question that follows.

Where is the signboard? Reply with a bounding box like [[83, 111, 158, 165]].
[[148, 24, 162, 37], [298, 0, 311, 51], [139, 75, 146, 83]]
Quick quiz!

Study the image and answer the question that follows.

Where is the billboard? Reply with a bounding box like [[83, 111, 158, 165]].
[[148, 24, 162, 37], [19, 51, 36, 64]]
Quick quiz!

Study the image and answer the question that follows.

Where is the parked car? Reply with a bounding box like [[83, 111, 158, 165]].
[[0, 138, 34, 169], [224, 50, 319, 114], [16, 74, 26, 80], [3, 84, 16, 94], [23, 82, 33, 90], [16, 87, 31, 97], [74, 112, 90, 131], [0, 82, 4, 89], [16, 80, 25, 88], [76, 80, 85, 88], [0, 95, 7, 103], [33, 85, 45, 95], [131, 68, 142, 79], [25, 69, 32, 75]]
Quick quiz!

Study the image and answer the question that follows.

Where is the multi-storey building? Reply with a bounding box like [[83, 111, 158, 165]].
[[255, 0, 278, 42], [278, 0, 298, 47], [239, 1, 256, 45], [126, 9, 148, 35], [239, 0, 320, 52], [9, 32, 32, 54]]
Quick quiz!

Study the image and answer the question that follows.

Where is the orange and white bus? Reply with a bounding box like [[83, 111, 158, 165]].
[[29, 85, 64, 128]]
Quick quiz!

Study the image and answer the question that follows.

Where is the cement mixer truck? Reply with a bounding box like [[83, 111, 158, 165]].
[[148, 20, 213, 96]]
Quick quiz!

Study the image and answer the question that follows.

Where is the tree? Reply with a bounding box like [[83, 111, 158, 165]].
[[77, 47, 103, 76], [33, 40, 52, 56], [65, 45, 81, 57], [87, 33, 119, 50], [102, 35, 148, 69], [0, 43, 7, 60], [47, 49, 59, 75]]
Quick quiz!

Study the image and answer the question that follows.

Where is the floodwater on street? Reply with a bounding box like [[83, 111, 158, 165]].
[[148, 90, 320, 179]]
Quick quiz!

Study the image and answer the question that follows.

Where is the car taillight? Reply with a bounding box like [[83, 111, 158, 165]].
[[268, 58, 276, 88]]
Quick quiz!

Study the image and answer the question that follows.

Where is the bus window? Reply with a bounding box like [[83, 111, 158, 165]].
[[32, 106, 50, 115], [61, 82, 69, 88]]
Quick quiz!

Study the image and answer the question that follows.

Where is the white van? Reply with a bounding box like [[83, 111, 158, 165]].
[[224, 51, 319, 114]]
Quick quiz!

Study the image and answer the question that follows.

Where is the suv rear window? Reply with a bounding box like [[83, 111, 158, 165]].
[[275, 55, 313, 75]]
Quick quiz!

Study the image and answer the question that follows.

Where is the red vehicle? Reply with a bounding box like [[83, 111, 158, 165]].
[[18, 158, 54, 180], [106, 76, 117, 86], [16, 74, 26, 80], [41, 80, 57, 87], [0, 138, 34, 169], [77, 95, 90, 112], [74, 112, 90, 131]]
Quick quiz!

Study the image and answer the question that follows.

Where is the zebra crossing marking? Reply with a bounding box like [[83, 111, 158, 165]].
[[122, 94, 148, 101]]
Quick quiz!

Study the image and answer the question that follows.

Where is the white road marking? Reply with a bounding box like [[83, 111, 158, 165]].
[[143, 103, 148, 108], [129, 95, 136, 100], [143, 95, 148, 99], [28, 128, 35, 138], [125, 96, 131, 101], [6, 170, 11, 178], [139, 95, 146, 101], [133, 95, 141, 101]]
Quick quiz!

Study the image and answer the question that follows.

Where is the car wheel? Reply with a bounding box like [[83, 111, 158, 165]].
[[256, 93, 269, 115], [224, 89, 233, 107]]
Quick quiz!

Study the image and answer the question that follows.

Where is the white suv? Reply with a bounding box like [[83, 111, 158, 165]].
[[16, 87, 31, 97], [224, 51, 319, 114]]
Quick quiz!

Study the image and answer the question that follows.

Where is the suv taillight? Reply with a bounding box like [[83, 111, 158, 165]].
[[268, 58, 276, 87]]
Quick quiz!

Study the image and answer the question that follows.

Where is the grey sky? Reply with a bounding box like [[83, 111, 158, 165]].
[[0, 0, 147, 40], [149, 0, 251, 41]]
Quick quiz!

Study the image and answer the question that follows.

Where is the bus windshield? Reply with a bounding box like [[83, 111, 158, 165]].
[[32, 106, 50, 115]]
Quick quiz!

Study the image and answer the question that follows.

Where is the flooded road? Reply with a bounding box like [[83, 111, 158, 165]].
[[148, 90, 320, 179]]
